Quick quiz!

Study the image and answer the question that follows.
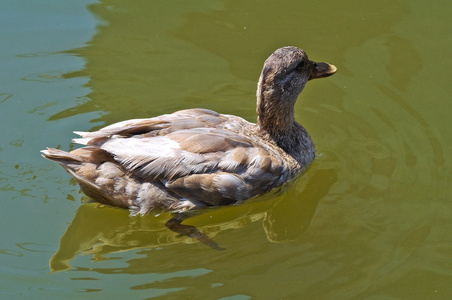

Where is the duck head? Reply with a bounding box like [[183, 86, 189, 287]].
[[256, 46, 336, 134]]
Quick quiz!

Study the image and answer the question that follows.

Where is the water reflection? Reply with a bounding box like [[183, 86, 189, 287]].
[[173, 0, 408, 79], [377, 84, 445, 169], [38, 0, 452, 297], [49, 167, 336, 272], [263, 168, 337, 242], [51, 0, 414, 126]]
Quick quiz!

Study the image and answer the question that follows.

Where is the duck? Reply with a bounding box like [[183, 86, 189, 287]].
[[42, 46, 336, 249]]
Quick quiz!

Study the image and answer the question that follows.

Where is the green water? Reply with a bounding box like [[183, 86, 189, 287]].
[[1, 0, 451, 298]]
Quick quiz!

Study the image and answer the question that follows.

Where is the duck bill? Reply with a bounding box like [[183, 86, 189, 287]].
[[309, 61, 337, 80]]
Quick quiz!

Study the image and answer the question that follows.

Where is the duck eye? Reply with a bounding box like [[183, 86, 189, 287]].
[[296, 60, 305, 70]]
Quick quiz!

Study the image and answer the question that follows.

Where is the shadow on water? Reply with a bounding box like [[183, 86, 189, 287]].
[[49, 167, 337, 272]]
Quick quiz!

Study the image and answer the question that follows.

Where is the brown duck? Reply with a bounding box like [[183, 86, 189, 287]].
[[42, 46, 336, 249]]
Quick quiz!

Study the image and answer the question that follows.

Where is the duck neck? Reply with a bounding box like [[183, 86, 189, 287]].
[[257, 96, 296, 138], [256, 79, 298, 142], [256, 87, 315, 165]]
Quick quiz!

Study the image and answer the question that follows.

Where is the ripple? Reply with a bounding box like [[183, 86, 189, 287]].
[[0, 93, 13, 104], [16, 242, 54, 253], [28, 102, 57, 114], [9, 139, 24, 147], [16, 51, 60, 58], [21, 72, 64, 83], [0, 249, 23, 257], [378, 84, 446, 167]]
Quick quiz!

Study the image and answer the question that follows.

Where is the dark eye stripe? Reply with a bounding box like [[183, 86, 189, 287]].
[[297, 60, 305, 70]]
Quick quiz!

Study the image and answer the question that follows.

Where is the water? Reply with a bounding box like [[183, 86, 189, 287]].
[[1, 0, 451, 298]]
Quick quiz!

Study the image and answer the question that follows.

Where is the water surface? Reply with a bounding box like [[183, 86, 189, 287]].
[[1, 0, 451, 299]]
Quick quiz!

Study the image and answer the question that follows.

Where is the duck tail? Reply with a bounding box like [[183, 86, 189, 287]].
[[41, 147, 83, 164]]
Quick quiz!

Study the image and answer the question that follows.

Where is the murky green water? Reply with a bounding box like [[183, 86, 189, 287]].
[[1, 0, 451, 298]]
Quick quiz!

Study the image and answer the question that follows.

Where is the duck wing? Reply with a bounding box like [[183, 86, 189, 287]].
[[73, 109, 286, 206]]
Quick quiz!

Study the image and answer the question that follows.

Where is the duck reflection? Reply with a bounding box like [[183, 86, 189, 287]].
[[50, 167, 336, 272]]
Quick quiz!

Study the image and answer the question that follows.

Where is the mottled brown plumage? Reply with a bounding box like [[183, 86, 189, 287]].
[[42, 46, 336, 249]]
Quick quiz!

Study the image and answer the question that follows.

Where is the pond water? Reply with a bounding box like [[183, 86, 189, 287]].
[[1, 0, 451, 299]]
